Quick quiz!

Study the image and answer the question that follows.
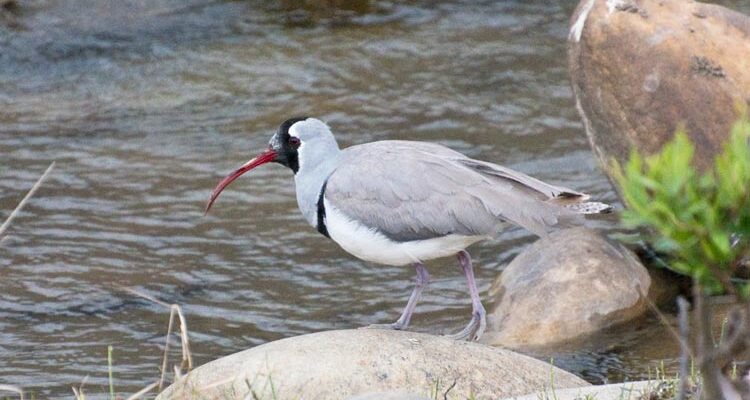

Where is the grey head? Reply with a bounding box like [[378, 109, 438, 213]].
[[206, 117, 341, 228], [280, 118, 342, 228], [270, 117, 341, 175]]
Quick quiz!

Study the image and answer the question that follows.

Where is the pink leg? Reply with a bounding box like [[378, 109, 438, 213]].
[[366, 263, 429, 331], [448, 250, 486, 341]]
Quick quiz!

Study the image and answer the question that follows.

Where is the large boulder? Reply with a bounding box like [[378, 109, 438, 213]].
[[500, 380, 656, 400], [568, 0, 750, 192], [346, 391, 429, 400], [483, 227, 652, 348], [157, 329, 588, 400]]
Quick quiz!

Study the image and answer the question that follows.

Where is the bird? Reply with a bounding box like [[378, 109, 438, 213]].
[[205, 117, 611, 341]]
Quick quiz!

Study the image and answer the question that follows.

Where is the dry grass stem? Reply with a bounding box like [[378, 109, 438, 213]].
[[0, 161, 55, 240], [71, 375, 88, 400], [0, 384, 24, 400], [641, 288, 695, 360], [200, 376, 235, 391], [173, 365, 184, 382], [117, 286, 193, 390], [124, 381, 159, 400], [676, 296, 691, 400]]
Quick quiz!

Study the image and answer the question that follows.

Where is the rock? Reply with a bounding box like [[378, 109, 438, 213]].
[[346, 391, 429, 400], [484, 227, 651, 348], [500, 380, 657, 400], [568, 0, 750, 192], [156, 329, 588, 400]]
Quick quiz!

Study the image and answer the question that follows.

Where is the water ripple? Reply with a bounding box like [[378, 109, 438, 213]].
[[0, 0, 674, 397]]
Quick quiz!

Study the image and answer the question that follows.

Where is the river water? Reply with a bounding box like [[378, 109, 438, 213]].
[[1, 1, 748, 398]]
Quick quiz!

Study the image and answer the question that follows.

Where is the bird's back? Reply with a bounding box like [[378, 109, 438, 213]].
[[323, 140, 602, 241]]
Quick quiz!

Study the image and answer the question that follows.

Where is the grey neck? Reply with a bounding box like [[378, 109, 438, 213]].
[[294, 141, 341, 227]]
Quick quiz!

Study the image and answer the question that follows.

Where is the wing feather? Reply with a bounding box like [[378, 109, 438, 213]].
[[325, 141, 580, 241]]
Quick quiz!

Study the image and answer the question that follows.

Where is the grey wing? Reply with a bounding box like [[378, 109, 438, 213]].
[[455, 158, 588, 201], [325, 141, 576, 240]]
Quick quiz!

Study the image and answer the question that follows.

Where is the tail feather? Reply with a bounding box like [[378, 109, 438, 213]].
[[548, 192, 590, 205], [563, 201, 612, 215]]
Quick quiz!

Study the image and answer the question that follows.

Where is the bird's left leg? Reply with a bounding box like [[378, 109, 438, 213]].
[[365, 262, 429, 331], [447, 250, 486, 341]]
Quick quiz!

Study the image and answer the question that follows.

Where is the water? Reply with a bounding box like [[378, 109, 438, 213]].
[[2, 1, 748, 398]]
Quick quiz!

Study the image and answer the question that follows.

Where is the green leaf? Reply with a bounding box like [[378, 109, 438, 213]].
[[613, 114, 750, 295]]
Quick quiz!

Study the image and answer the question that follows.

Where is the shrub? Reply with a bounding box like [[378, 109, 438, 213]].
[[613, 113, 750, 400]]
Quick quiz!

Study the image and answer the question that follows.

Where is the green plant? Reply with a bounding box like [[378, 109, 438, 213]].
[[614, 116, 750, 294], [613, 114, 750, 399]]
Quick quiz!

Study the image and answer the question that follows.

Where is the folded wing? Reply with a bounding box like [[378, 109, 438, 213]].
[[324, 141, 588, 241]]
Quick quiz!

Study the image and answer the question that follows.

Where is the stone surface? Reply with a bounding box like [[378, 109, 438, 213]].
[[484, 227, 651, 349], [568, 0, 750, 194], [500, 380, 657, 400], [346, 391, 430, 400], [156, 329, 588, 400]]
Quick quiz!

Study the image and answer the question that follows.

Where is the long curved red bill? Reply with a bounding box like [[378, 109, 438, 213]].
[[205, 149, 277, 214]]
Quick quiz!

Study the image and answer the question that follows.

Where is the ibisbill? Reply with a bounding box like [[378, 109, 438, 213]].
[[205, 117, 611, 341]]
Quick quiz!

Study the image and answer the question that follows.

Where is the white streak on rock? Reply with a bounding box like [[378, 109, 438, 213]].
[[569, 0, 596, 42], [574, 96, 604, 164], [607, 0, 627, 15]]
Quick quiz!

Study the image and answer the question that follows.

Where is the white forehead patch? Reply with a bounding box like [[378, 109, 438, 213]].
[[288, 118, 329, 139], [288, 120, 308, 171], [285, 118, 338, 176], [288, 122, 304, 138], [288, 118, 313, 138]]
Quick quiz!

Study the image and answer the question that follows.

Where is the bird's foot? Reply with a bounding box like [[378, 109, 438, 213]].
[[362, 321, 408, 331], [449, 250, 487, 341], [446, 310, 486, 341]]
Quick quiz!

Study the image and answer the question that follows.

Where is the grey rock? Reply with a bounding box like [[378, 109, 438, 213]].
[[346, 390, 430, 400], [484, 227, 651, 348], [500, 380, 658, 400], [157, 329, 588, 400]]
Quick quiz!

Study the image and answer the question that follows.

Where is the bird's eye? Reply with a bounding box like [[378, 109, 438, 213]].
[[289, 137, 301, 147]]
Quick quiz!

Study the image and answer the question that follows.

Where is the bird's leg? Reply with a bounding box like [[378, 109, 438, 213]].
[[447, 250, 486, 341], [365, 262, 429, 331]]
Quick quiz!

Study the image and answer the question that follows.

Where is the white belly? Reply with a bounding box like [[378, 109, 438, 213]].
[[324, 199, 487, 266]]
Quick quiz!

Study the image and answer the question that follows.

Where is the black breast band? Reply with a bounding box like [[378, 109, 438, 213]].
[[316, 180, 330, 239]]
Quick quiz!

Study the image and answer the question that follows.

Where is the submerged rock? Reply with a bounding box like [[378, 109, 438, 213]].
[[484, 227, 651, 348], [568, 0, 750, 192], [156, 329, 588, 400]]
